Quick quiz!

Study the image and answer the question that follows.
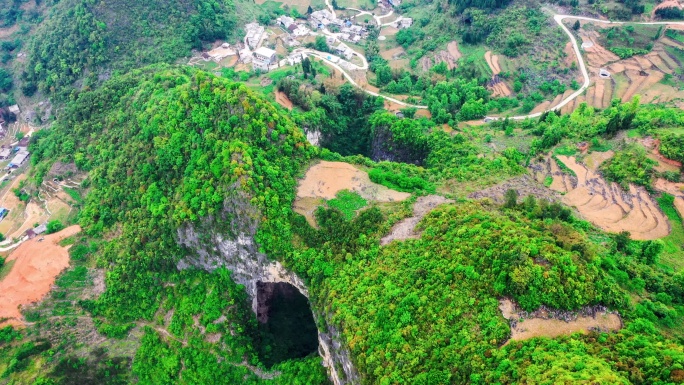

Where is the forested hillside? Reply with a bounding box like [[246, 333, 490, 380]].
[[2, 0, 684, 383], [0, 62, 679, 384], [20, 0, 238, 98], [6, 65, 328, 383]]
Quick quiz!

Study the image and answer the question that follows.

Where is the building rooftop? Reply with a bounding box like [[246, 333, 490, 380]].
[[9, 150, 29, 166], [34, 223, 47, 234], [254, 47, 276, 58]]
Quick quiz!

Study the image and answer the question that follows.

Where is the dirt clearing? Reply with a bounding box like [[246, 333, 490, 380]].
[[275, 90, 294, 110], [484, 51, 501, 74], [490, 82, 512, 97], [293, 196, 325, 227], [447, 41, 462, 62], [0, 225, 81, 327], [500, 298, 621, 343], [654, 178, 684, 218], [380, 46, 405, 61], [551, 155, 670, 240], [296, 161, 410, 202], [381, 195, 453, 245], [380, 26, 398, 37], [0, 174, 29, 237], [469, 175, 560, 204]]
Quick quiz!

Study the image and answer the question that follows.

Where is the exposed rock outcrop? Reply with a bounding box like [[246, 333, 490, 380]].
[[381, 195, 454, 245], [175, 190, 359, 385]]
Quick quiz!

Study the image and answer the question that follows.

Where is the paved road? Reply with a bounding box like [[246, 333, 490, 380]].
[[301, 49, 428, 108], [308, 10, 684, 116], [307, 2, 428, 108], [488, 14, 684, 121]]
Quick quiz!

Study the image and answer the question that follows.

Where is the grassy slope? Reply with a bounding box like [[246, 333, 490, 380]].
[[657, 193, 684, 271]]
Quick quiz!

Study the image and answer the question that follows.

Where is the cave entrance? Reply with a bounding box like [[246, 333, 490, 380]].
[[255, 281, 319, 367]]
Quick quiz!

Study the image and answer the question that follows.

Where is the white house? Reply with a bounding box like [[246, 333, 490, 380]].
[[277, 16, 295, 28], [397, 18, 413, 29], [252, 47, 277, 72], [8, 151, 29, 168], [288, 53, 304, 66], [334, 42, 354, 60], [245, 23, 265, 49], [288, 24, 310, 37], [310, 10, 336, 29]]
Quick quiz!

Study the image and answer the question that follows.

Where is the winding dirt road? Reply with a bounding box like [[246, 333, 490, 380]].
[[309, 8, 684, 114], [489, 14, 684, 120]]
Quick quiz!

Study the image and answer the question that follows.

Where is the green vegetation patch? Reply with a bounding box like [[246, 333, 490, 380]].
[[656, 193, 684, 271], [659, 132, 684, 163], [22, 0, 239, 98], [0, 259, 14, 281], [327, 190, 367, 220], [600, 24, 659, 59], [554, 144, 578, 156], [293, 201, 633, 383], [600, 144, 657, 190]]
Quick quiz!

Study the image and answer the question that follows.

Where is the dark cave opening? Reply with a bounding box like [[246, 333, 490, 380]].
[[255, 281, 319, 368]]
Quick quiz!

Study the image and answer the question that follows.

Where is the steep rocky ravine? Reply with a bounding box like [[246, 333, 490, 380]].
[[175, 192, 359, 385]]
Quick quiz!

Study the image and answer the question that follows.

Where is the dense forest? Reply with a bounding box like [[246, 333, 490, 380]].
[[0, 62, 680, 383], [20, 0, 238, 98], [0, 0, 684, 383]]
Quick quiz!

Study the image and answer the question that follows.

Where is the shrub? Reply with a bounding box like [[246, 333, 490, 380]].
[[46, 220, 65, 234]]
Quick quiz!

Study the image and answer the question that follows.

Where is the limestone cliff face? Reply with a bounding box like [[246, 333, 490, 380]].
[[175, 192, 359, 385]]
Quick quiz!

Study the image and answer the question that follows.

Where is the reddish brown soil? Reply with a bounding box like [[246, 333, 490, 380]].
[[296, 161, 410, 202], [0, 225, 81, 327], [274, 90, 294, 110]]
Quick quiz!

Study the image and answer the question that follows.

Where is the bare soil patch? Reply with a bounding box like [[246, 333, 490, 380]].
[[447, 41, 462, 62], [384, 99, 404, 112], [381, 195, 453, 245], [530, 100, 551, 115], [581, 32, 620, 68], [583, 150, 615, 170], [563, 41, 576, 68], [380, 26, 398, 36], [296, 161, 410, 202], [499, 298, 621, 343], [470, 174, 561, 204], [554, 155, 670, 240], [0, 25, 18, 39], [0, 225, 81, 327], [274, 90, 294, 110], [380, 46, 405, 61], [293, 196, 325, 227], [490, 82, 512, 98], [484, 51, 500, 75], [415, 109, 432, 119]]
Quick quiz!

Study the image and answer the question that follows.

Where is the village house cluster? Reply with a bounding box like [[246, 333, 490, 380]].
[[196, 2, 412, 73]]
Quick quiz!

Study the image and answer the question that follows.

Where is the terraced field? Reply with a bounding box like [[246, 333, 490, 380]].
[[532, 153, 670, 240], [560, 26, 684, 114]]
